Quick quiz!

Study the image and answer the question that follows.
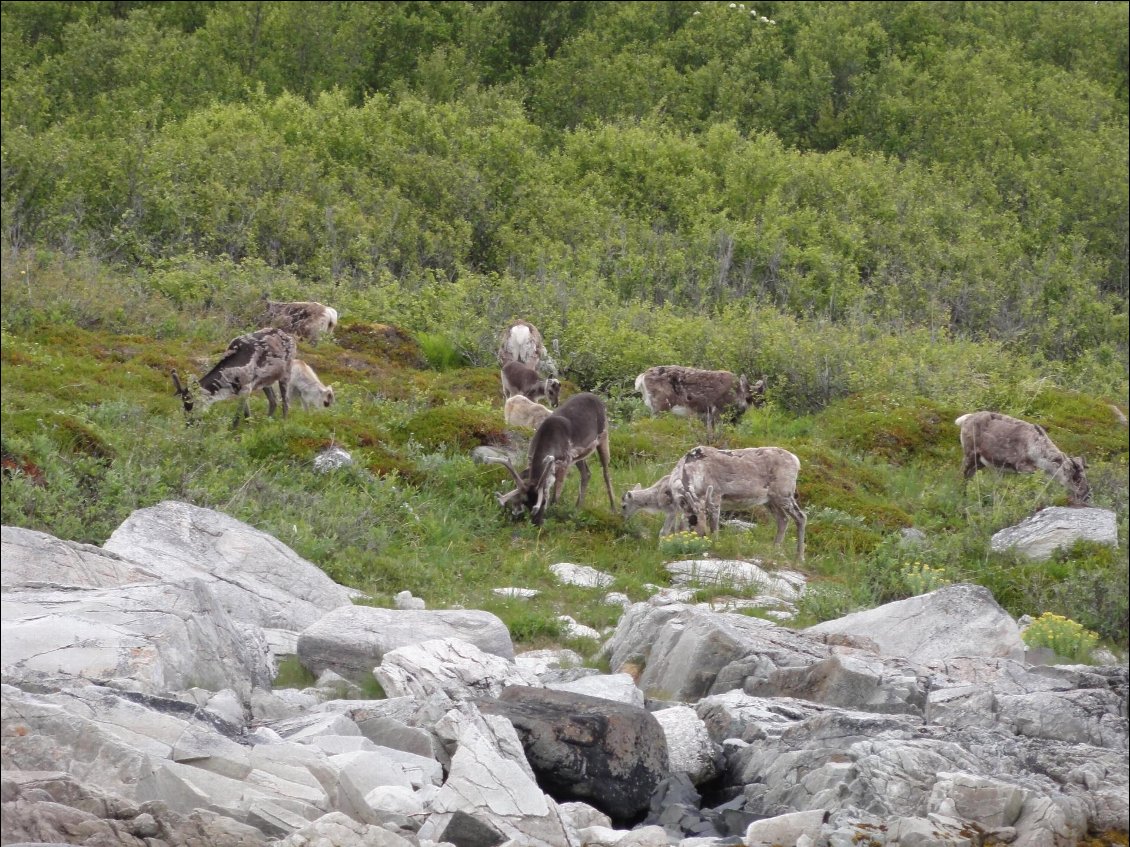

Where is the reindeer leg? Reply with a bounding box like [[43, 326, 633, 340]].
[[278, 376, 290, 418], [598, 430, 616, 511], [574, 459, 590, 508], [768, 501, 789, 547], [263, 386, 278, 417], [786, 496, 807, 562]]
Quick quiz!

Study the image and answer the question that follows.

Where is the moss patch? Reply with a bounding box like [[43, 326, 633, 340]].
[[336, 322, 427, 368]]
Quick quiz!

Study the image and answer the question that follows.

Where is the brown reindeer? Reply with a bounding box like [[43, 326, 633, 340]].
[[635, 366, 765, 434], [487, 392, 616, 527], [955, 411, 1091, 506]]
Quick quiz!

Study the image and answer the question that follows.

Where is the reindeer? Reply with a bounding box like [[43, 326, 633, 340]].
[[171, 328, 295, 425], [635, 366, 765, 434], [621, 473, 686, 537], [486, 392, 616, 527], [669, 445, 806, 561], [264, 300, 338, 344], [501, 361, 560, 408], [505, 394, 554, 430], [287, 359, 335, 410], [498, 320, 548, 369], [955, 411, 1091, 506]]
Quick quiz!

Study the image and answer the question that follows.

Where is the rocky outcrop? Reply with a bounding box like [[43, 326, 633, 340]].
[[990, 506, 1119, 560], [2, 512, 1127, 847], [102, 500, 354, 656]]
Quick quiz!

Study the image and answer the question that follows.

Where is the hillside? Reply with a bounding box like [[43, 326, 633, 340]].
[[2, 250, 1127, 655]]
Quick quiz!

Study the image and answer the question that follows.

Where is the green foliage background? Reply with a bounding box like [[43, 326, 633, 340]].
[[2, 1, 1128, 654]]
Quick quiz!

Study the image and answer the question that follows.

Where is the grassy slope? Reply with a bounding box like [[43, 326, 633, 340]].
[[2, 257, 1127, 656]]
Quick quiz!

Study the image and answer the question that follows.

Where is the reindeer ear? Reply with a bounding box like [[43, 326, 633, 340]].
[[632, 483, 642, 491]]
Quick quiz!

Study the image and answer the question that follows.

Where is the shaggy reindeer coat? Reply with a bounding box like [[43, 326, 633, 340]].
[[497, 320, 549, 371], [669, 445, 806, 561], [955, 411, 1091, 505], [172, 328, 296, 423], [635, 366, 765, 433], [265, 300, 338, 343]]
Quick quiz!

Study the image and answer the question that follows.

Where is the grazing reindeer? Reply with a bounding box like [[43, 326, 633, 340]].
[[487, 392, 616, 527], [505, 394, 554, 430], [264, 300, 338, 344], [171, 328, 296, 425], [501, 361, 560, 408], [669, 445, 806, 561], [621, 473, 686, 537], [498, 319, 555, 374], [955, 411, 1091, 506], [287, 359, 335, 410], [636, 366, 765, 434]]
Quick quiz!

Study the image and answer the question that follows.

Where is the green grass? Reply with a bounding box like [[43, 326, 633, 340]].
[[2, 250, 1128, 660]]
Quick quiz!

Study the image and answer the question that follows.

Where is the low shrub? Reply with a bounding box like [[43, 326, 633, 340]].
[[1022, 612, 1099, 663]]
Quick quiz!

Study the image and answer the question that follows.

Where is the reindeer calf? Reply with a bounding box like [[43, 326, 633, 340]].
[[621, 473, 686, 537], [288, 360, 335, 410], [505, 394, 554, 429]]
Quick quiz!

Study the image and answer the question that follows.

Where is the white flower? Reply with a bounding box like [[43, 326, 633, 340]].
[[760, 15, 769, 22]]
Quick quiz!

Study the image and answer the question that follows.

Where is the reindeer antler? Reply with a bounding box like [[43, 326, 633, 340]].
[[483, 454, 526, 488]]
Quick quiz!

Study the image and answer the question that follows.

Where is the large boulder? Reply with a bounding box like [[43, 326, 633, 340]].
[[478, 686, 669, 823], [298, 606, 514, 685], [102, 501, 353, 650], [806, 583, 1025, 663], [602, 602, 828, 702], [990, 506, 1118, 561], [2, 578, 272, 699]]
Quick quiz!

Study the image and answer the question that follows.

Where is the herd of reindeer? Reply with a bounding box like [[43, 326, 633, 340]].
[[170, 307, 1095, 563]]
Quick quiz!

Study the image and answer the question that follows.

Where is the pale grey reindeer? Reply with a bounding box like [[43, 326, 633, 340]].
[[172, 328, 296, 425], [669, 445, 806, 561], [487, 392, 616, 527], [955, 411, 1090, 506], [287, 359, 335, 410], [497, 319, 557, 375], [636, 365, 766, 434]]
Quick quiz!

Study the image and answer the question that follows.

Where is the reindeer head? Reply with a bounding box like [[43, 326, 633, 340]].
[[621, 484, 645, 520], [546, 378, 562, 408], [739, 374, 768, 410], [488, 454, 557, 525], [171, 370, 197, 414], [323, 385, 336, 408], [1061, 455, 1091, 506]]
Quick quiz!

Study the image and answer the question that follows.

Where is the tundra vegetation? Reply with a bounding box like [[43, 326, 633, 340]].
[[1, 1, 1127, 655]]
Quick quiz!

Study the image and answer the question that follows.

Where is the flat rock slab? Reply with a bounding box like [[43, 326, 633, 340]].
[[990, 506, 1118, 561], [806, 583, 1024, 663]]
